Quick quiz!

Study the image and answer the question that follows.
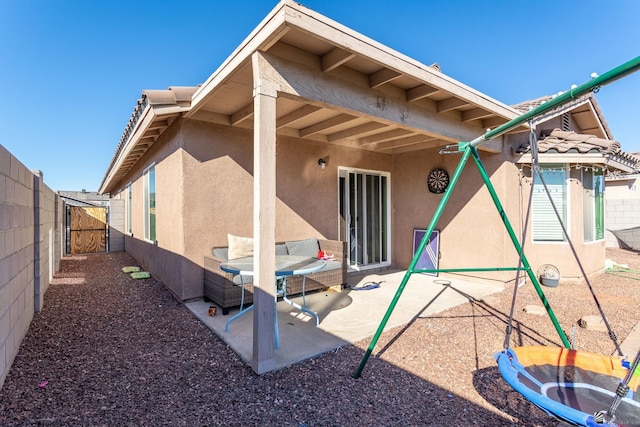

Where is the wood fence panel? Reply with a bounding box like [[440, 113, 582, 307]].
[[70, 207, 106, 253]]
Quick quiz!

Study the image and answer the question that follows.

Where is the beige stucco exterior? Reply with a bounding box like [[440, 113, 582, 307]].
[[111, 111, 612, 300], [104, 1, 623, 301], [100, 2, 635, 372]]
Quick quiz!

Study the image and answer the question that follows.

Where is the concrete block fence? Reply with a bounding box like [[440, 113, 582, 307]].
[[605, 198, 640, 248], [0, 144, 64, 389]]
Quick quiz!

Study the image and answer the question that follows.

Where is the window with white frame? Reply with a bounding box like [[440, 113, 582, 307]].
[[143, 164, 156, 242], [582, 167, 604, 242], [126, 183, 132, 234], [532, 164, 568, 242]]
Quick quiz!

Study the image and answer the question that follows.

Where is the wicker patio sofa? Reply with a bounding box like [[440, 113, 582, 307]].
[[204, 238, 347, 315]]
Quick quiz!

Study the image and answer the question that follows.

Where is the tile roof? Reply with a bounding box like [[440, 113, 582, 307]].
[[100, 86, 199, 193], [516, 128, 640, 170]]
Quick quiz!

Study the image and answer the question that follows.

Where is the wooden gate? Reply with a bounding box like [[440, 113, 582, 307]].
[[69, 206, 107, 254]]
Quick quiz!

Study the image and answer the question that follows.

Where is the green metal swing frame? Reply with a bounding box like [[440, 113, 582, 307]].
[[353, 55, 640, 378]]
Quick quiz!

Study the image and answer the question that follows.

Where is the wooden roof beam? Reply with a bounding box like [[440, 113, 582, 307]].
[[258, 51, 484, 143], [462, 107, 493, 122], [369, 68, 401, 89], [148, 119, 169, 130], [358, 128, 413, 145], [372, 134, 436, 151], [406, 84, 439, 102], [322, 47, 356, 72], [482, 116, 507, 130], [299, 113, 358, 137], [437, 97, 470, 113], [328, 121, 387, 142], [276, 104, 322, 129], [230, 102, 255, 126]]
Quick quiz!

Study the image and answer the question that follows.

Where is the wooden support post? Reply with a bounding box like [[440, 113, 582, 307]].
[[251, 52, 279, 374]]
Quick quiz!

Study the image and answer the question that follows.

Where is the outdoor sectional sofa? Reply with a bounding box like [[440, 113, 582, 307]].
[[204, 237, 347, 315]]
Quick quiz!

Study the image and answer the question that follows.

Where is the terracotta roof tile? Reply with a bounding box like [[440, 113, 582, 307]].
[[516, 128, 640, 168]]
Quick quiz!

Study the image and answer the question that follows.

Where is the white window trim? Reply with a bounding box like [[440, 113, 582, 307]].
[[126, 182, 133, 235], [143, 163, 156, 243], [532, 165, 571, 244]]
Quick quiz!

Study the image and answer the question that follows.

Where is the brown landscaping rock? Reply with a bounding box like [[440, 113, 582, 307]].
[[578, 315, 608, 332], [522, 305, 546, 316]]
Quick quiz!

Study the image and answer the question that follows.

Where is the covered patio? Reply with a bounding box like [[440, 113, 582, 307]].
[[186, 270, 504, 370], [177, 0, 521, 374]]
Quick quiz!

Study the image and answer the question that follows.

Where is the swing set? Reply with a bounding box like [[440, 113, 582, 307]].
[[353, 55, 640, 426]]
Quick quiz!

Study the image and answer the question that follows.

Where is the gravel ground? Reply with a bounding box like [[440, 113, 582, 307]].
[[0, 249, 638, 426]]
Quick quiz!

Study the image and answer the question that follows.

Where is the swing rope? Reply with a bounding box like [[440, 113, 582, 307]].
[[594, 349, 640, 424], [504, 121, 537, 351]]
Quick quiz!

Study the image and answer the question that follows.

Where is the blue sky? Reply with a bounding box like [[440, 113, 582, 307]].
[[1, 0, 638, 192]]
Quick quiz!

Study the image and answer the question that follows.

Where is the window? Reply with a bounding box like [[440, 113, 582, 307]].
[[532, 165, 568, 242], [126, 183, 132, 234], [143, 164, 156, 242], [583, 168, 604, 242]]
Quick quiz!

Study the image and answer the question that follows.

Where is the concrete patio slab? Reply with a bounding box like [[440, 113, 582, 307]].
[[186, 270, 505, 371]]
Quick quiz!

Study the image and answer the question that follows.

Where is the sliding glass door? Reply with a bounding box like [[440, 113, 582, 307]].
[[339, 168, 390, 269]]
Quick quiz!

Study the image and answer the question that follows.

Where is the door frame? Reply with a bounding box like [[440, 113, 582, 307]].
[[338, 166, 392, 271]]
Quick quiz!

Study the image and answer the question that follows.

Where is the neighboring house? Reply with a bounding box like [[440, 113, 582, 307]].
[[99, 0, 636, 303], [58, 190, 110, 207]]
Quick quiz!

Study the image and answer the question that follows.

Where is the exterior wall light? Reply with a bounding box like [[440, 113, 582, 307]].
[[318, 158, 327, 169]]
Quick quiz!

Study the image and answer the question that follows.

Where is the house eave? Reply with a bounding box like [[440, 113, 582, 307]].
[[515, 152, 637, 173], [99, 104, 188, 194]]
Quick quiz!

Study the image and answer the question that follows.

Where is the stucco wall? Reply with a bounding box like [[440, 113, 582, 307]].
[[111, 119, 188, 299], [0, 144, 63, 389], [393, 145, 519, 284], [512, 162, 606, 281], [180, 119, 393, 296], [110, 111, 608, 301]]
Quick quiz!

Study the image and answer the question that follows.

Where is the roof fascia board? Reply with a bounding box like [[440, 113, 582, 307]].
[[531, 97, 591, 126], [516, 153, 604, 164], [100, 104, 187, 194], [256, 50, 489, 144], [100, 103, 154, 193], [585, 98, 610, 138], [515, 152, 635, 172]]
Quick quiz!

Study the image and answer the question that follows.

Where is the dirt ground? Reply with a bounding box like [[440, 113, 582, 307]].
[[0, 248, 638, 426]]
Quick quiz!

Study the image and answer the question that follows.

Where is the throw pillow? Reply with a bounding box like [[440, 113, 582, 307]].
[[228, 234, 254, 259], [285, 237, 319, 257]]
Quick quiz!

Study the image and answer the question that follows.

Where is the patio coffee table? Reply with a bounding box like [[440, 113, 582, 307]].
[[220, 255, 326, 348]]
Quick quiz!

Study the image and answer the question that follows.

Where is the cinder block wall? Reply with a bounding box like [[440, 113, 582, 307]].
[[605, 198, 640, 248], [0, 145, 64, 389], [605, 178, 640, 249], [108, 199, 125, 252]]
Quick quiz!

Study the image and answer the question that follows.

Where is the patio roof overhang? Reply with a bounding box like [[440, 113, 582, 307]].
[[101, 1, 526, 195], [184, 0, 523, 153]]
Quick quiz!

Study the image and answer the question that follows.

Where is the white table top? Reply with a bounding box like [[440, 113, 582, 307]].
[[220, 255, 326, 277]]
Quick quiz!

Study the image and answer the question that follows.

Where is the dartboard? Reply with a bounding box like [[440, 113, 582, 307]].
[[427, 168, 449, 194]]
